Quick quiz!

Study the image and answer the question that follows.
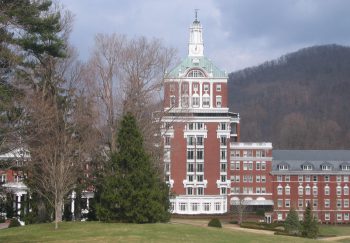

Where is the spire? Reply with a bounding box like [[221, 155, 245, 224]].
[[188, 10, 204, 57]]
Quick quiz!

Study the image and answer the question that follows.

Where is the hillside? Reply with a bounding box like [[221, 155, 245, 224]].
[[228, 44, 350, 149]]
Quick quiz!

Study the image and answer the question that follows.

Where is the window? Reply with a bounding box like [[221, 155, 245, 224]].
[[203, 203, 211, 211], [1, 174, 7, 183], [277, 213, 283, 220], [342, 165, 350, 171], [197, 187, 204, 195], [220, 123, 227, 130], [298, 186, 303, 195], [180, 203, 187, 211], [197, 149, 204, 160], [298, 175, 303, 182], [305, 175, 310, 182], [285, 185, 290, 195], [277, 175, 282, 182], [235, 175, 240, 182], [220, 163, 226, 172], [324, 175, 330, 182], [313, 175, 318, 182], [187, 69, 205, 77], [344, 186, 349, 195], [344, 199, 349, 208], [220, 149, 227, 161], [337, 186, 342, 196], [285, 199, 290, 208], [337, 199, 342, 208], [256, 187, 261, 194], [345, 213, 349, 221], [193, 83, 199, 92], [302, 165, 313, 170], [220, 136, 227, 146], [325, 213, 330, 221], [215, 202, 221, 211], [337, 213, 342, 221], [221, 175, 226, 182], [187, 163, 194, 172], [170, 95, 176, 107], [187, 175, 193, 182], [325, 185, 330, 195], [197, 175, 203, 182], [313, 186, 318, 196], [216, 84, 221, 92], [181, 95, 189, 108], [248, 161, 253, 170], [256, 162, 261, 170], [256, 176, 261, 183], [197, 163, 204, 172], [261, 187, 266, 193], [191, 203, 199, 211], [261, 175, 266, 182], [165, 162, 170, 173], [322, 165, 332, 170], [235, 162, 240, 170], [261, 161, 266, 170], [344, 176, 349, 182], [203, 84, 209, 92], [313, 199, 318, 208], [278, 164, 289, 170], [298, 199, 303, 208], [187, 150, 194, 160], [277, 185, 283, 195], [325, 199, 330, 208], [243, 161, 248, 170], [202, 96, 210, 107], [192, 96, 200, 107], [277, 199, 283, 208], [285, 175, 290, 182], [221, 187, 227, 195], [197, 136, 203, 145], [305, 185, 311, 195], [337, 176, 342, 182], [216, 96, 222, 108], [165, 136, 171, 146]]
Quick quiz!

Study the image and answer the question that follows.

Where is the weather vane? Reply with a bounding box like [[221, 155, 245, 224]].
[[195, 9, 199, 21]]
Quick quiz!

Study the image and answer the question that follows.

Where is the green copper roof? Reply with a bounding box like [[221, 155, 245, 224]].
[[167, 56, 227, 79]]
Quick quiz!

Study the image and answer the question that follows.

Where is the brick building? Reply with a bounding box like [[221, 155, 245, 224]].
[[272, 150, 350, 223]]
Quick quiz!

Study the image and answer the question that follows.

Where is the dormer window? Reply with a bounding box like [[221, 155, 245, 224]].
[[322, 165, 332, 171], [342, 165, 350, 171], [302, 165, 313, 170], [278, 164, 289, 170]]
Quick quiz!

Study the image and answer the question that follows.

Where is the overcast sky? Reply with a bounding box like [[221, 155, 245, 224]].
[[60, 0, 350, 72]]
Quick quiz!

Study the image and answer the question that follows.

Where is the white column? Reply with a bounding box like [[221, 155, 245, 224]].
[[210, 81, 213, 108], [86, 197, 90, 210], [71, 191, 76, 219], [17, 193, 22, 216]]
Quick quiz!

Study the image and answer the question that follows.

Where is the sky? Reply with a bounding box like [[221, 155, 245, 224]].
[[59, 0, 350, 72]]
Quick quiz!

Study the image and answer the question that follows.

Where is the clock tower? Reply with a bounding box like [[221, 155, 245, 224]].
[[188, 11, 204, 57]]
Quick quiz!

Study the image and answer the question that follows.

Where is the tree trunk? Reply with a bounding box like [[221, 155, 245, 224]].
[[55, 199, 63, 230]]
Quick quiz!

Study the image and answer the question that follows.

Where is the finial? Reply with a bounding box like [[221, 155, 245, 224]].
[[194, 9, 199, 22]]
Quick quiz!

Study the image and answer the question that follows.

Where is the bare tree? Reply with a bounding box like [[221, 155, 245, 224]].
[[231, 195, 248, 225]]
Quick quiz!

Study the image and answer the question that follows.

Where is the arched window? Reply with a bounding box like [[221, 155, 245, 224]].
[[186, 69, 206, 77], [298, 185, 303, 195], [285, 185, 290, 195]]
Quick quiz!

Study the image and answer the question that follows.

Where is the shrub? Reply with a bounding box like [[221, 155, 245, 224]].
[[9, 218, 21, 228], [208, 218, 222, 228], [0, 216, 5, 223]]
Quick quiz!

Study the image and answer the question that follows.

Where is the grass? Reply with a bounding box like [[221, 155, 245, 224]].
[[0, 221, 325, 243], [319, 224, 350, 236]]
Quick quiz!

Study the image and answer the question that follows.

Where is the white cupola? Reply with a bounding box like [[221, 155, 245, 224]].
[[188, 10, 204, 57]]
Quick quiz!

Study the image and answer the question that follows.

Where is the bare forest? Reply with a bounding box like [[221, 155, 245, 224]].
[[229, 44, 350, 149]]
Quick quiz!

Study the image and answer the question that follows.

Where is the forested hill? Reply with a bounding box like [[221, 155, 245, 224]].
[[228, 44, 350, 149]]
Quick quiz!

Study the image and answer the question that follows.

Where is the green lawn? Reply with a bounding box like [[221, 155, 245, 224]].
[[319, 224, 350, 236], [0, 221, 331, 243]]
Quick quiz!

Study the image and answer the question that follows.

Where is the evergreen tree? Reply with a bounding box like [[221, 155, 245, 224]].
[[302, 203, 319, 238], [284, 207, 301, 235], [97, 113, 170, 223]]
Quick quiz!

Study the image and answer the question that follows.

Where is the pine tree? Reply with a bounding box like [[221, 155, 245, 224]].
[[302, 203, 319, 238], [284, 207, 301, 235], [97, 113, 170, 223]]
